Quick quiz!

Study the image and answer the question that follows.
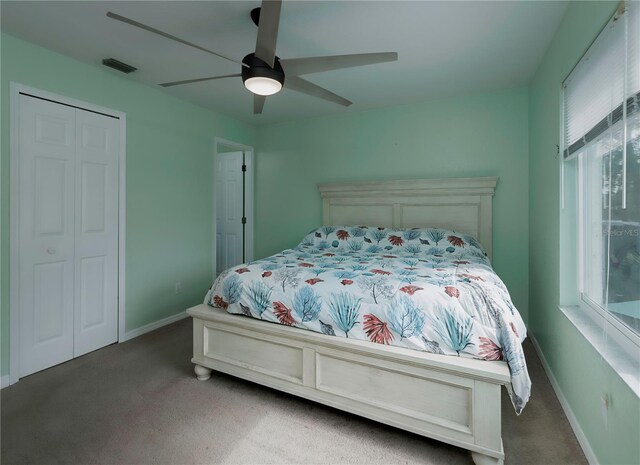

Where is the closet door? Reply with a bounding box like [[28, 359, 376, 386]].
[[73, 109, 119, 357], [17, 94, 120, 377], [18, 95, 76, 377]]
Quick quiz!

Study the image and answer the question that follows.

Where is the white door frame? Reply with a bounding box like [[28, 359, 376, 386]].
[[9, 82, 127, 385], [213, 137, 254, 276]]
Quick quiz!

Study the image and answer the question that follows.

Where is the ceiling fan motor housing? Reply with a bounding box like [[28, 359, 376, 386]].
[[241, 53, 285, 87]]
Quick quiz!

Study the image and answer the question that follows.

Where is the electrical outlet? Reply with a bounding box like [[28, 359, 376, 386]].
[[175, 282, 182, 294]]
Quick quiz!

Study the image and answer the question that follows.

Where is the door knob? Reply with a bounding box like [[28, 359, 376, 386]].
[[46, 247, 56, 255]]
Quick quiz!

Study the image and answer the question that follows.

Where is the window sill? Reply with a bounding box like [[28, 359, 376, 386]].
[[559, 305, 640, 398]]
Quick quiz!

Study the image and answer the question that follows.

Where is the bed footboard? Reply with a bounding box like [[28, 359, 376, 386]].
[[188, 304, 508, 465]]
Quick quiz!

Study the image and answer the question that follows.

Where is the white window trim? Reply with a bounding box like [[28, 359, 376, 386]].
[[559, 304, 640, 398], [559, 127, 640, 398], [559, 103, 639, 398], [575, 150, 640, 351], [558, 149, 640, 398], [580, 294, 640, 352]]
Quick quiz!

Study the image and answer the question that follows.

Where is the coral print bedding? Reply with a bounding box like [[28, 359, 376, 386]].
[[205, 226, 531, 413]]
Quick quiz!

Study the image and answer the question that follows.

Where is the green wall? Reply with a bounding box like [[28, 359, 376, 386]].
[[255, 87, 530, 320], [3, 6, 638, 462], [529, 2, 640, 464], [0, 34, 255, 377]]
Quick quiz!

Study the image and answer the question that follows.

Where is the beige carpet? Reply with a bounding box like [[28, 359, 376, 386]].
[[1, 318, 586, 465]]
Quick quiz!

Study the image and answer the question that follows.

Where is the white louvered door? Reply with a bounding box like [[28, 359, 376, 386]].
[[18, 94, 119, 377]]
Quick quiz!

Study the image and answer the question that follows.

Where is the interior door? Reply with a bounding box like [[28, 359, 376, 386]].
[[73, 109, 119, 357], [215, 152, 244, 274], [17, 93, 120, 377], [18, 95, 76, 377]]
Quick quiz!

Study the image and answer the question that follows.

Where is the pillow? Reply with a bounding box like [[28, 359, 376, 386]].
[[297, 226, 488, 261]]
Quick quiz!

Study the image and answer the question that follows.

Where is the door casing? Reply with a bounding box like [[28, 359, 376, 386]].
[[9, 82, 127, 385]]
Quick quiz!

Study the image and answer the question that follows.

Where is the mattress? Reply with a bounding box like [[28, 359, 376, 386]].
[[205, 226, 530, 413]]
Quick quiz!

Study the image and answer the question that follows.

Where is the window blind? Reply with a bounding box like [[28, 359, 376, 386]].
[[563, 1, 640, 159]]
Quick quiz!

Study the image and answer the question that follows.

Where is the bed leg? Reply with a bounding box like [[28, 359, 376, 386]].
[[194, 364, 212, 381], [471, 452, 503, 465]]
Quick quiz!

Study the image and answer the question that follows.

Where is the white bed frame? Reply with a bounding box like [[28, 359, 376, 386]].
[[187, 177, 508, 465]]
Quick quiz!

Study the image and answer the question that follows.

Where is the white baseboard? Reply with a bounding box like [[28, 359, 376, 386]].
[[3, 312, 189, 388], [123, 311, 189, 342], [529, 334, 599, 465]]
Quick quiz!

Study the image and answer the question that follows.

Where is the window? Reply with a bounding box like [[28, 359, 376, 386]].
[[562, 1, 640, 342]]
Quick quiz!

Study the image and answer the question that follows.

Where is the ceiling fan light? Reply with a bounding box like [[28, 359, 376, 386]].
[[241, 53, 285, 97], [244, 77, 282, 96]]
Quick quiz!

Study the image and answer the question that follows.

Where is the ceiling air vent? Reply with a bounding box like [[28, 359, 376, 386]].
[[102, 58, 137, 74]]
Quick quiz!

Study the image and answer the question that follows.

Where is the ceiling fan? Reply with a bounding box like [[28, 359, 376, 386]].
[[106, 0, 398, 114]]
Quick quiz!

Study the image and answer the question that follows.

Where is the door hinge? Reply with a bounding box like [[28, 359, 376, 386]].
[[242, 164, 247, 172], [242, 217, 247, 224]]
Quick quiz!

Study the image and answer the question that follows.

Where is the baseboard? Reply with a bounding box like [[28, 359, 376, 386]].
[[123, 311, 189, 342], [529, 334, 599, 465], [3, 313, 189, 388]]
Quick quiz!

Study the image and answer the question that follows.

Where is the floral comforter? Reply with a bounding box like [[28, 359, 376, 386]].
[[205, 226, 531, 413]]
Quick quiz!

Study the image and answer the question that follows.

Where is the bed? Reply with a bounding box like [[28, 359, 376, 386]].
[[187, 177, 528, 465]]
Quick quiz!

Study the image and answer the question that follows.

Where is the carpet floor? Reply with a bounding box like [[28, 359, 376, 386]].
[[1, 318, 586, 465]]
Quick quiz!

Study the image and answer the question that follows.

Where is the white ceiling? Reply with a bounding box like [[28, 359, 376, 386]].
[[1, 1, 568, 125]]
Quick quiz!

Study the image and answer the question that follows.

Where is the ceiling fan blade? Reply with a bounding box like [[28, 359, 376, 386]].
[[106, 12, 243, 66], [254, 95, 266, 114], [285, 76, 352, 107], [280, 52, 398, 76], [254, 0, 282, 67], [159, 74, 241, 87]]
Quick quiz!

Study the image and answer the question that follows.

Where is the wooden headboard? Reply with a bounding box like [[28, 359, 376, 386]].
[[317, 177, 498, 259]]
